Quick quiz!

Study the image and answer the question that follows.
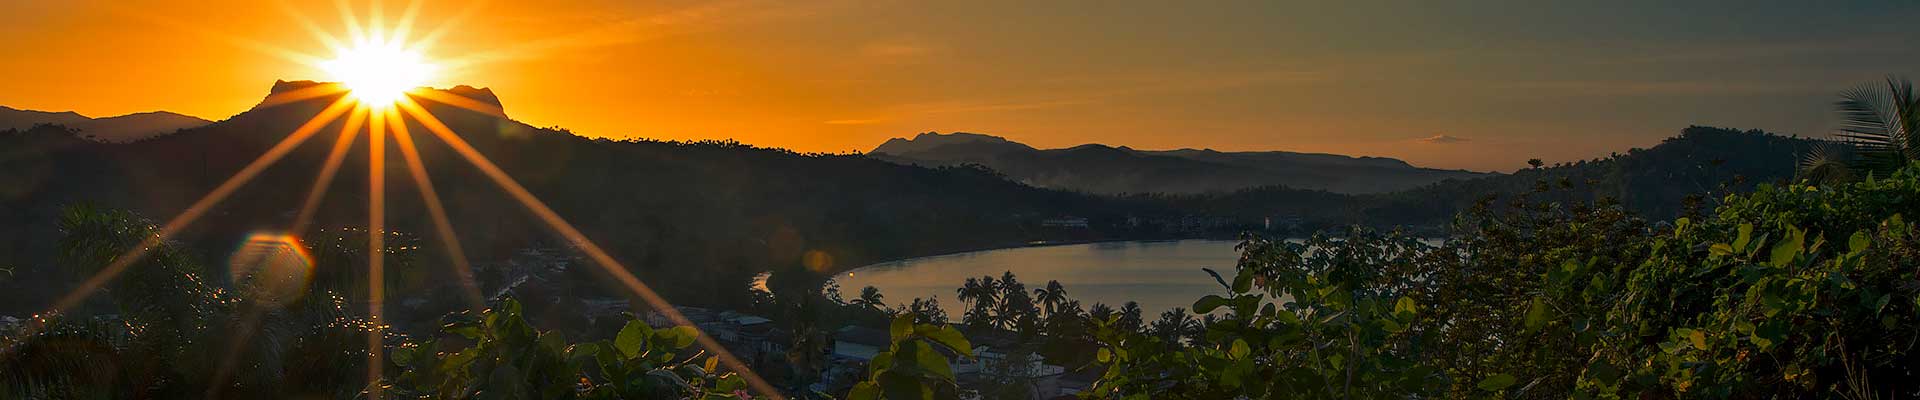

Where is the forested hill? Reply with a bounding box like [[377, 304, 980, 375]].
[[1172, 126, 1824, 231], [0, 80, 1823, 315], [869, 131, 1491, 195], [0, 81, 1149, 313]]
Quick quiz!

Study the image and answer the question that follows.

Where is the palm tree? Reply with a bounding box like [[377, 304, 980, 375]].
[[853, 286, 887, 313], [1034, 280, 1068, 319], [1117, 302, 1145, 333], [1087, 302, 1114, 324], [956, 277, 983, 306], [1151, 307, 1197, 343], [1808, 76, 1920, 178]]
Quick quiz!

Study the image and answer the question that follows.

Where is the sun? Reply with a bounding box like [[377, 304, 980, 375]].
[[320, 39, 435, 106]]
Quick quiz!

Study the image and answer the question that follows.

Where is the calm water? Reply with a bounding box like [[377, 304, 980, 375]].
[[834, 240, 1243, 317]]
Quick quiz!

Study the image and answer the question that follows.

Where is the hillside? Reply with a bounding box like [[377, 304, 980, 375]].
[[1174, 126, 1824, 232], [869, 131, 1491, 194], [0, 105, 210, 142], [0, 83, 1825, 317], [0, 82, 1154, 315]]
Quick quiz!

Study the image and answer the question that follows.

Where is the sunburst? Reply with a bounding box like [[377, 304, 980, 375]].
[[321, 39, 435, 106], [18, 2, 783, 398]]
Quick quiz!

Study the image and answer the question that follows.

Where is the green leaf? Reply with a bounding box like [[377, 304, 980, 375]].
[[1734, 223, 1753, 250], [1689, 330, 1708, 350], [1228, 339, 1250, 359], [878, 372, 933, 400], [1587, 359, 1620, 384], [917, 325, 972, 357], [908, 341, 954, 381], [666, 326, 700, 349], [615, 320, 650, 359], [1203, 267, 1231, 290], [1231, 270, 1254, 294], [1523, 297, 1551, 333], [1393, 296, 1416, 318], [1274, 308, 1300, 325], [889, 315, 914, 343], [1096, 348, 1113, 363], [1381, 318, 1406, 333], [1477, 374, 1518, 391], [1194, 295, 1229, 314], [1850, 230, 1871, 254], [1769, 228, 1805, 267], [847, 382, 880, 400]]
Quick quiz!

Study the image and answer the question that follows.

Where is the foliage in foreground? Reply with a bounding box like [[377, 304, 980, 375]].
[[10, 155, 1920, 399], [388, 298, 757, 399], [1060, 164, 1920, 399]]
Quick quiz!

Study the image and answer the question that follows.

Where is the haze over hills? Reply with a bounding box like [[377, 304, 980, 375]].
[[0, 80, 1150, 316], [0, 80, 1826, 319], [0, 105, 210, 143], [869, 132, 1493, 194]]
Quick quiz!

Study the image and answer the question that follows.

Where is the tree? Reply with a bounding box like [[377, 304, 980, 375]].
[[1116, 302, 1144, 333], [1828, 75, 1920, 176], [1149, 307, 1196, 344], [853, 285, 888, 314], [898, 297, 949, 325], [995, 273, 1036, 332], [1087, 303, 1115, 324], [957, 276, 1000, 330], [1034, 280, 1067, 319]]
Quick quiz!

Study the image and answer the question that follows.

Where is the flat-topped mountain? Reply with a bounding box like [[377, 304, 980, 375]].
[[0, 106, 210, 143], [0, 81, 1137, 313], [868, 131, 1492, 194]]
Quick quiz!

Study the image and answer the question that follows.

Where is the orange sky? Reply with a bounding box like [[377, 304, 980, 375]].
[[3, 1, 1917, 171]]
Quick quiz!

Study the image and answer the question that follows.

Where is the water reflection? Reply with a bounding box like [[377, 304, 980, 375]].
[[836, 240, 1243, 317]]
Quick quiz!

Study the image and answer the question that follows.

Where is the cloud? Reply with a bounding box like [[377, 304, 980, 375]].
[[1418, 134, 1470, 144]]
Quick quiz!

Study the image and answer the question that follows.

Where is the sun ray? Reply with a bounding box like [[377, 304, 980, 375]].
[[408, 89, 506, 117], [365, 106, 389, 399], [39, 97, 356, 319], [256, 83, 352, 111], [276, 0, 348, 53], [335, 0, 368, 45], [391, 0, 426, 45], [369, 0, 387, 44], [387, 107, 487, 310], [292, 103, 369, 235], [108, 4, 325, 67], [395, 99, 786, 399], [411, 0, 490, 54]]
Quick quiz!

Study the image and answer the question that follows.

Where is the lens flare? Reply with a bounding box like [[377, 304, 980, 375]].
[[228, 233, 316, 307], [321, 39, 434, 106]]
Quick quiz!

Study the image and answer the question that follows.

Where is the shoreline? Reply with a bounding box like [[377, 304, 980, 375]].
[[838, 237, 1230, 274]]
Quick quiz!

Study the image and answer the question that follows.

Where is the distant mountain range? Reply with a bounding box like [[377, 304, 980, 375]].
[[869, 132, 1492, 194], [0, 106, 209, 143], [0, 81, 1139, 314], [0, 80, 1824, 316]]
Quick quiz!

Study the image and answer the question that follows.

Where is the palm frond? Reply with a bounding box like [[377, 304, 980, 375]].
[[1833, 76, 1920, 176], [1798, 142, 1856, 184]]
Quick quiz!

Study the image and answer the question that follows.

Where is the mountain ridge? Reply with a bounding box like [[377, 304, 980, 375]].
[[868, 131, 1492, 194], [0, 105, 210, 143]]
